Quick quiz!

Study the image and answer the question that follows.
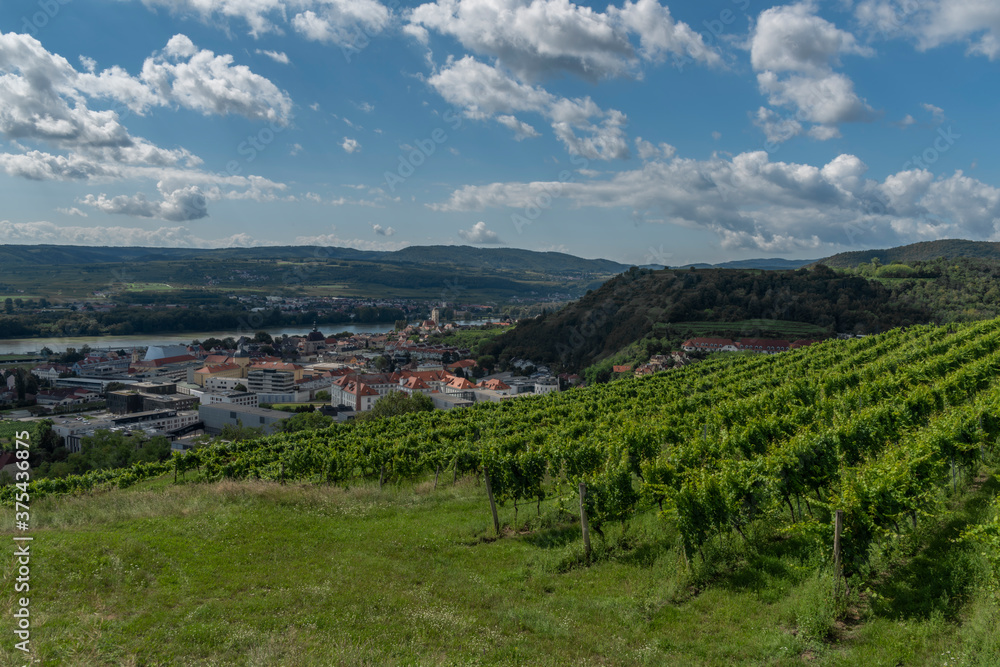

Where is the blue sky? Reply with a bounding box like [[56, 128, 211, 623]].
[[0, 0, 997, 265]]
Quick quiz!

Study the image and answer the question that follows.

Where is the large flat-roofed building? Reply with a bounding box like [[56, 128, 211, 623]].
[[199, 404, 291, 435], [200, 390, 259, 408], [108, 381, 199, 414], [247, 368, 295, 393]]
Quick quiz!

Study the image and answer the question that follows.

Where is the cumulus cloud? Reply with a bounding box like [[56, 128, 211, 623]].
[[431, 149, 1000, 253], [256, 49, 290, 64], [372, 223, 395, 236], [407, 0, 720, 82], [81, 186, 209, 221], [750, 2, 875, 141], [295, 225, 410, 250], [855, 0, 1000, 59], [0, 33, 291, 219], [497, 115, 540, 141], [428, 56, 629, 159], [922, 102, 946, 124], [635, 137, 675, 161], [133, 0, 392, 45], [0, 220, 272, 248], [342, 137, 360, 153], [142, 35, 294, 123], [56, 207, 88, 217], [457, 220, 504, 244]]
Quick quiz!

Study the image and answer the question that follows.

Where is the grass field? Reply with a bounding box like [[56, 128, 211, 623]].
[[2, 468, 997, 665]]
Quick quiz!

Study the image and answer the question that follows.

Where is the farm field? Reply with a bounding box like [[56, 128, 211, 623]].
[[4, 320, 1000, 664]]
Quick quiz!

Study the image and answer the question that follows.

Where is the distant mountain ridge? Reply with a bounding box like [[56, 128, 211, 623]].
[[0, 244, 633, 274], [677, 258, 816, 270], [816, 239, 1000, 268]]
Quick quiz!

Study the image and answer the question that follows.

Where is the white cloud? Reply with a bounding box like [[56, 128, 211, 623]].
[[752, 107, 803, 144], [256, 49, 291, 64], [408, 0, 719, 82], [56, 207, 88, 217], [921, 102, 946, 124], [295, 225, 410, 250], [635, 137, 674, 160], [81, 185, 209, 221], [855, 0, 1000, 60], [342, 137, 360, 153], [458, 220, 503, 244], [750, 3, 875, 141], [0, 220, 273, 248], [133, 0, 392, 45], [751, 2, 873, 74], [290, 143, 303, 155], [372, 223, 395, 236], [497, 115, 540, 141], [141, 35, 293, 123], [431, 150, 1000, 253], [428, 56, 629, 159]]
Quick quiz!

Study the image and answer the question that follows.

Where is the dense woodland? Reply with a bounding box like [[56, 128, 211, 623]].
[[0, 304, 407, 339], [481, 258, 1000, 373]]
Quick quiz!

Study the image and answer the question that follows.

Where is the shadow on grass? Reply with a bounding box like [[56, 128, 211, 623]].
[[522, 524, 579, 549], [870, 475, 999, 621]]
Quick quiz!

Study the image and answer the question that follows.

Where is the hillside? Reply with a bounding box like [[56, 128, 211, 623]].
[[0, 244, 630, 304], [5, 322, 1000, 665], [816, 239, 1000, 268], [478, 265, 928, 372]]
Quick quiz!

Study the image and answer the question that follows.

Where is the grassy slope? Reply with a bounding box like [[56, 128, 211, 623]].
[[2, 471, 997, 666]]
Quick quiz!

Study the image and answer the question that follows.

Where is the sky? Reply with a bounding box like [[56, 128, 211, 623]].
[[0, 0, 997, 266]]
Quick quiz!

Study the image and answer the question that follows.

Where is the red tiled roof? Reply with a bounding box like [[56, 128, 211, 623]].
[[683, 338, 734, 347], [737, 339, 790, 349], [195, 363, 241, 374]]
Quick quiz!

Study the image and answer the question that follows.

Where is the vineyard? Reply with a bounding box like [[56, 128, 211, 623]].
[[13, 319, 1000, 582]]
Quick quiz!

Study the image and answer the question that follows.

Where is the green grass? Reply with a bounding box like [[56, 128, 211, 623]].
[[1, 469, 997, 665], [123, 283, 174, 292]]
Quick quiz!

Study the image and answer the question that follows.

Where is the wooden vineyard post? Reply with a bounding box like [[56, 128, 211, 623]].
[[579, 482, 592, 563], [833, 510, 844, 597], [484, 468, 500, 536]]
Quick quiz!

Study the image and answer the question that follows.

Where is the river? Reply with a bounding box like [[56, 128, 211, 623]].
[[0, 320, 496, 355], [0, 322, 397, 355]]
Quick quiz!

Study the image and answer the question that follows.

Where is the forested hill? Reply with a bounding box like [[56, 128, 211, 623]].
[[0, 244, 630, 275], [480, 265, 930, 372], [817, 239, 1000, 268]]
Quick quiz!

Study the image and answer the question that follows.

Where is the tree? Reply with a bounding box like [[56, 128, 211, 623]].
[[394, 319, 409, 331], [40, 347, 54, 357], [315, 390, 331, 401], [253, 331, 273, 344], [220, 421, 264, 442], [234, 383, 248, 392], [356, 391, 434, 422], [279, 410, 333, 433], [4, 298, 12, 314], [477, 354, 496, 375], [374, 355, 391, 372]]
